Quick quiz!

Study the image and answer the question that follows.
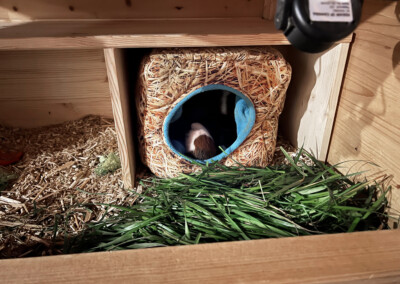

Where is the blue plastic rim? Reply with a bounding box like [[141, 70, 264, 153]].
[[163, 84, 256, 164]]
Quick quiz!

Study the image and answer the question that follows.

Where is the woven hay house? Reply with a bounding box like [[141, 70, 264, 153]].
[[137, 47, 292, 177]]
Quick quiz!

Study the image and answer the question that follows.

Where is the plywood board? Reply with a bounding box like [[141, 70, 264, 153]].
[[104, 48, 135, 189], [328, 1, 400, 212], [279, 43, 350, 160], [0, 0, 265, 20], [0, 49, 112, 127], [0, 18, 352, 50], [0, 230, 399, 283]]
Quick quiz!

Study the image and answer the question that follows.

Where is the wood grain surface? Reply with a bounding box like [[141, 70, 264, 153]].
[[104, 48, 135, 189], [279, 43, 350, 161], [262, 0, 276, 20], [328, 0, 400, 213], [0, 18, 352, 50], [0, 49, 112, 127], [0, 0, 265, 20], [0, 230, 399, 283]]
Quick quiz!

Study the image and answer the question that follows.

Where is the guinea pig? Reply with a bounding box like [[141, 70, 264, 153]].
[[185, 122, 217, 160]]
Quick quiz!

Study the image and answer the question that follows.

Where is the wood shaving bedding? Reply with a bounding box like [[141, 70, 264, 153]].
[[0, 116, 138, 258], [0, 115, 297, 258]]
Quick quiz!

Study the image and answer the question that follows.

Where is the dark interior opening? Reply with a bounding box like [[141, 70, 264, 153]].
[[168, 89, 237, 159]]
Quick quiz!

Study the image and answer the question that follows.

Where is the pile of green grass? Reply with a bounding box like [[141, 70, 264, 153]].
[[66, 148, 392, 253]]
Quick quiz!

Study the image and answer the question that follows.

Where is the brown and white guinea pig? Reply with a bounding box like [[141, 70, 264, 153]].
[[185, 122, 217, 160]]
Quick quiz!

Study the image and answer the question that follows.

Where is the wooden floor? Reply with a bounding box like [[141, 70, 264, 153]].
[[1, 230, 399, 283]]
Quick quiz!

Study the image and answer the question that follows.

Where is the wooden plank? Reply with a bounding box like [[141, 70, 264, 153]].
[[279, 43, 350, 160], [0, 0, 265, 20], [318, 43, 351, 160], [0, 49, 112, 127], [0, 18, 353, 50], [262, 0, 276, 20], [0, 18, 276, 38], [328, 0, 400, 212], [104, 48, 135, 189], [0, 230, 399, 283]]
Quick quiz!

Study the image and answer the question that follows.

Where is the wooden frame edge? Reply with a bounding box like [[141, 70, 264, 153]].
[[319, 42, 351, 161], [104, 48, 135, 189], [0, 230, 399, 283]]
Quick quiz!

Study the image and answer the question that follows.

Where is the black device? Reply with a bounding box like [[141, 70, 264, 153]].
[[275, 0, 363, 53]]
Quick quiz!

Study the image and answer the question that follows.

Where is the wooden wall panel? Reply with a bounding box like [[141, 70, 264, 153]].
[[328, 1, 400, 212], [262, 0, 276, 20], [0, 0, 265, 20], [279, 43, 350, 161], [0, 49, 113, 127]]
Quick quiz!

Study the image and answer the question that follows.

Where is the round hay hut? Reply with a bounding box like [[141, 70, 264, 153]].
[[136, 47, 292, 178]]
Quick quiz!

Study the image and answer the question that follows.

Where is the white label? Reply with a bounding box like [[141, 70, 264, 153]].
[[309, 0, 353, 22]]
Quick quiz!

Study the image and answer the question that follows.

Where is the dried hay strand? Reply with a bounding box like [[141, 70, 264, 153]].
[[0, 116, 138, 258], [137, 47, 292, 178]]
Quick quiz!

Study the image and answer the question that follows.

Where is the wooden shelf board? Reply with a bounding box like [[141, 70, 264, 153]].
[[0, 18, 352, 49], [0, 230, 399, 283]]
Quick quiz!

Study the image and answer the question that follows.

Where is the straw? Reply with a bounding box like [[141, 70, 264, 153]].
[[66, 148, 394, 253], [136, 47, 292, 177]]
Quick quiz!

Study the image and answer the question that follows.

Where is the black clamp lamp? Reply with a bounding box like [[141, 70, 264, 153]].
[[275, 0, 363, 53]]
